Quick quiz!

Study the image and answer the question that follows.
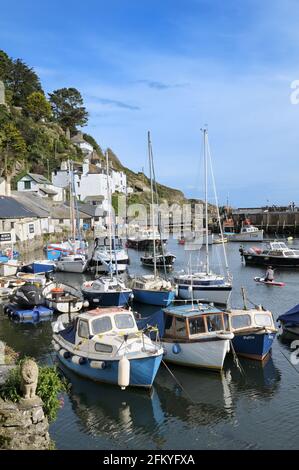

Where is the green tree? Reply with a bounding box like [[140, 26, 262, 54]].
[[25, 91, 52, 121], [0, 122, 27, 182], [5, 58, 42, 107], [0, 50, 13, 81], [48, 87, 88, 133]]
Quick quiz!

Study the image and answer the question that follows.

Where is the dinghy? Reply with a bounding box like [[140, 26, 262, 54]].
[[52, 307, 164, 389], [278, 304, 299, 336], [254, 277, 285, 287], [43, 281, 85, 313]]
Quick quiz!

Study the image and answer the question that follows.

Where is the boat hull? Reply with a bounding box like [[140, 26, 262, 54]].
[[226, 230, 264, 242], [46, 299, 83, 313], [243, 254, 299, 267], [0, 262, 19, 277], [162, 338, 230, 370], [55, 260, 88, 273], [140, 254, 176, 269], [132, 288, 175, 306], [82, 290, 132, 307], [177, 285, 232, 305], [21, 261, 55, 274], [232, 331, 276, 360], [56, 353, 162, 388]]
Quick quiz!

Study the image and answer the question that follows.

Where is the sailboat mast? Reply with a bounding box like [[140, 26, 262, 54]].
[[105, 150, 113, 278], [69, 160, 75, 241], [203, 128, 209, 274], [148, 131, 157, 278]]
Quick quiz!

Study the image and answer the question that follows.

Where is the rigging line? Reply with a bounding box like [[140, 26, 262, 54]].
[[150, 139, 168, 279], [161, 360, 196, 404], [279, 347, 299, 376], [206, 134, 231, 280]]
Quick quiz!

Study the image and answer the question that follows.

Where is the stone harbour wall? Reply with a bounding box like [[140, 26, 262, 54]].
[[0, 396, 51, 450]]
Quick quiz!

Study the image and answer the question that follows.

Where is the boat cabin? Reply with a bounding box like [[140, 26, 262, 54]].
[[240, 225, 259, 233], [163, 304, 230, 340], [75, 307, 138, 341], [228, 308, 276, 333], [261, 242, 299, 257]]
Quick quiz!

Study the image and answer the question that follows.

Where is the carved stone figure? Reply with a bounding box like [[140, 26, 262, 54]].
[[20, 359, 39, 400]]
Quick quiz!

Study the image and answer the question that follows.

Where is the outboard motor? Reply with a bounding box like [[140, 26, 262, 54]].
[[11, 283, 44, 308]]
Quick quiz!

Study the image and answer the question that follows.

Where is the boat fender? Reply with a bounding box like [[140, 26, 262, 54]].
[[172, 343, 181, 354], [59, 348, 70, 359], [118, 356, 130, 390], [129, 293, 134, 300], [83, 300, 89, 308], [90, 360, 106, 369], [71, 355, 86, 365], [188, 285, 192, 292], [52, 341, 61, 352]]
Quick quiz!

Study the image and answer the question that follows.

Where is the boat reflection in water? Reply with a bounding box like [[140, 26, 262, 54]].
[[57, 353, 280, 449]]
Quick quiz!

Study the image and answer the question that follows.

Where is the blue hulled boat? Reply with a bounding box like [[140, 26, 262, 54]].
[[52, 307, 163, 389], [20, 259, 55, 274], [81, 277, 133, 307], [131, 275, 176, 307], [277, 304, 299, 336], [228, 307, 277, 360]]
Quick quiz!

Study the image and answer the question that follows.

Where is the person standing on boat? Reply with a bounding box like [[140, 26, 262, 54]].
[[264, 266, 274, 282]]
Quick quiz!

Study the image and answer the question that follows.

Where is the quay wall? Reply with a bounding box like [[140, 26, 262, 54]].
[[231, 211, 299, 234]]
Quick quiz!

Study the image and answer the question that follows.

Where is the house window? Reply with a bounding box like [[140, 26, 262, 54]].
[[24, 181, 31, 190], [59, 219, 64, 224], [10, 222, 15, 229]]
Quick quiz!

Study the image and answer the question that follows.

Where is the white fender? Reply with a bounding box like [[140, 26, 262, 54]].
[[118, 356, 130, 390]]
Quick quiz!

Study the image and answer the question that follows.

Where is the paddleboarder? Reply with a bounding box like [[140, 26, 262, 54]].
[[264, 266, 274, 283]]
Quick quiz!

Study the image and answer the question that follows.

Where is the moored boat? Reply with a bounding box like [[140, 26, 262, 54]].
[[140, 251, 176, 269], [52, 307, 164, 389], [20, 259, 56, 274], [82, 276, 133, 307], [174, 272, 232, 306], [131, 275, 175, 307], [225, 225, 264, 242], [55, 254, 88, 273], [240, 241, 299, 267], [228, 307, 277, 360], [138, 303, 233, 370], [43, 281, 85, 313], [277, 304, 299, 336]]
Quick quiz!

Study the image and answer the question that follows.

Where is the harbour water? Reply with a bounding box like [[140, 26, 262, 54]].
[[1, 238, 299, 450]]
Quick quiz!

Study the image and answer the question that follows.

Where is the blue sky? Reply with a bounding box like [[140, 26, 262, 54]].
[[1, 0, 299, 206]]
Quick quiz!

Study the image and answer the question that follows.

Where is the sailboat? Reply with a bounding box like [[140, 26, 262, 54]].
[[174, 128, 232, 306], [82, 150, 133, 308], [55, 160, 88, 273], [131, 132, 176, 307]]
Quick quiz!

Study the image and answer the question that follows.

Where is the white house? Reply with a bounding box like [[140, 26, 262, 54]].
[[17, 173, 64, 202], [52, 159, 127, 211], [71, 132, 93, 155]]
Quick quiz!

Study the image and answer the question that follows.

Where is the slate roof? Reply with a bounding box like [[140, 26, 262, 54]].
[[50, 205, 92, 220], [27, 173, 51, 185], [12, 192, 51, 218], [0, 196, 37, 219]]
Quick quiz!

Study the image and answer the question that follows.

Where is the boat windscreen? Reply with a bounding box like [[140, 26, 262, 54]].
[[92, 316, 112, 335], [254, 313, 273, 327], [114, 314, 135, 329]]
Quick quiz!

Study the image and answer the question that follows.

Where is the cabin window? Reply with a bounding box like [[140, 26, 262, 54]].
[[115, 314, 135, 329], [174, 317, 187, 337], [254, 314, 272, 327], [206, 314, 223, 332], [94, 342, 113, 353], [92, 316, 112, 335], [78, 320, 90, 339], [24, 181, 31, 189], [164, 314, 174, 335], [231, 314, 251, 329], [188, 317, 206, 335]]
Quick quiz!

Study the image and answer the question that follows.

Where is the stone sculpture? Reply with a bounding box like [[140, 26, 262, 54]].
[[20, 359, 39, 399]]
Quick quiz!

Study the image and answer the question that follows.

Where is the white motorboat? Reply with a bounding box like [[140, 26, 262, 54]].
[[56, 254, 88, 273], [0, 259, 21, 277], [90, 238, 129, 274], [225, 225, 264, 242], [138, 303, 233, 370], [52, 307, 164, 389]]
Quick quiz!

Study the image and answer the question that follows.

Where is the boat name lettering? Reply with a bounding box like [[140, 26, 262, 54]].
[[243, 336, 255, 340]]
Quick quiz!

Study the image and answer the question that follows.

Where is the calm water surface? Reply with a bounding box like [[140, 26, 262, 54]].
[[1, 238, 299, 450]]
